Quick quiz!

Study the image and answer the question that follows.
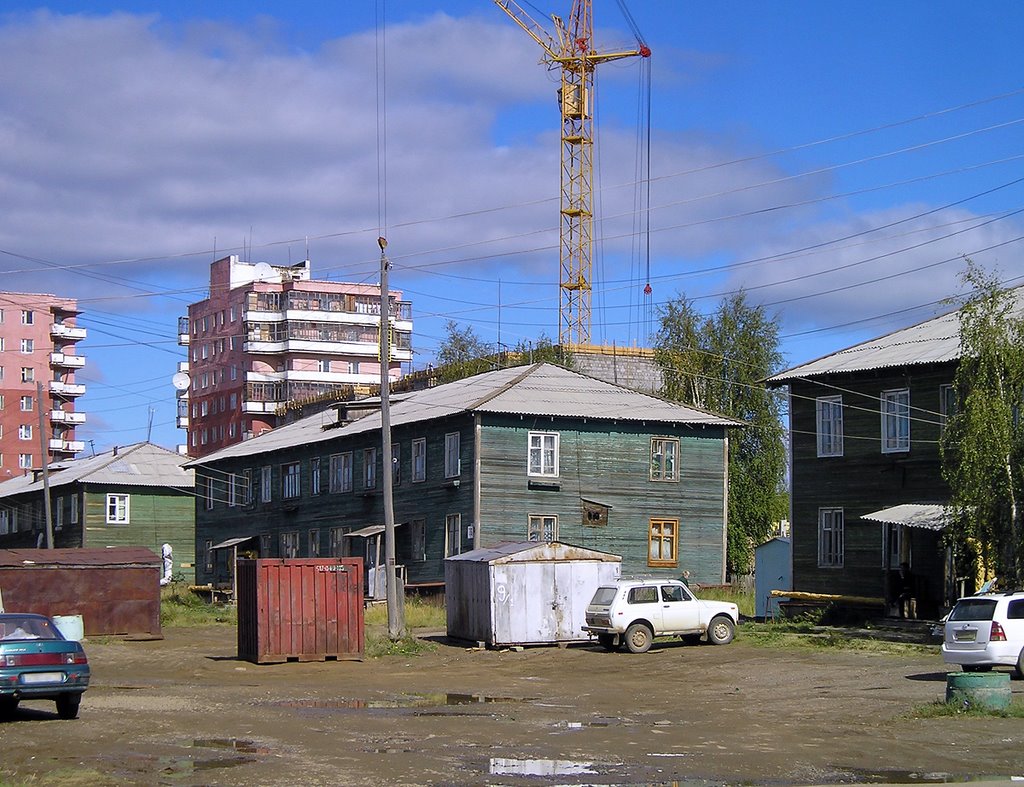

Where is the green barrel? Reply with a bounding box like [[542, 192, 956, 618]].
[[945, 671, 1011, 711]]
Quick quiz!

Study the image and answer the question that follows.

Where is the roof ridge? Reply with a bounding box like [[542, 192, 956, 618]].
[[466, 362, 544, 411]]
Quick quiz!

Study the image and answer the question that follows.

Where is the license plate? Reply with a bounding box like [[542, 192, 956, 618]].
[[20, 672, 63, 684], [954, 630, 977, 642]]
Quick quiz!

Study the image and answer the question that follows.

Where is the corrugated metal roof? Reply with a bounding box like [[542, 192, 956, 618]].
[[191, 363, 742, 465], [860, 503, 950, 531], [446, 540, 621, 564], [0, 547, 160, 568], [768, 288, 1024, 383], [0, 442, 194, 500]]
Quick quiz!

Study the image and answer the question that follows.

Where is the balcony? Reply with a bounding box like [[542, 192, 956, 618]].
[[50, 323, 87, 341], [50, 410, 86, 425], [48, 439, 85, 454], [50, 381, 86, 397], [50, 352, 86, 369]]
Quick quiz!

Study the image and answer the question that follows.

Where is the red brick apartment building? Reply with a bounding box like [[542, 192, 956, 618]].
[[178, 255, 413, 458], [0, 292, 86, 476]]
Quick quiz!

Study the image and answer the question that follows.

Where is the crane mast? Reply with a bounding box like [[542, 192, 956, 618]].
[[496, 0, 650, 347]]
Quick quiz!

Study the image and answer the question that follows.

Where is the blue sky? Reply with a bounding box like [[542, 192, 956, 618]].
[[1, 1, 1022, 453]]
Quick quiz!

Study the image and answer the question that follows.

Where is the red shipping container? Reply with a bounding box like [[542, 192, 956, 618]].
[[236, 558, 364, 664]]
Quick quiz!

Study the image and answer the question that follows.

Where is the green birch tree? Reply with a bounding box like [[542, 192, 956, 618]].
[[654, 291, 787, 576], [941, 261, 1024, 588]]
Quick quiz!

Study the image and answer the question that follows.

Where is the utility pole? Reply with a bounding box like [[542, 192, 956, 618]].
[[36, 381, 54, 548], [378, 237, 404, 639]]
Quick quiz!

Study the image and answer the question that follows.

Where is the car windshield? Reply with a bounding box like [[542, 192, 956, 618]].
[[948, 598, 997, 622], [590, 587, 617, 606], [0, 615, 60, 641]]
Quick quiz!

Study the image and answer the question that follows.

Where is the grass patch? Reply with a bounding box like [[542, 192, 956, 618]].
[[739, 621, 933, 657], [160, 584, 236, 628], [912, 697, 1024, 718], [695, 586, 755, 618], [364, 595, 446, 630], [364, 630, 437, 658]]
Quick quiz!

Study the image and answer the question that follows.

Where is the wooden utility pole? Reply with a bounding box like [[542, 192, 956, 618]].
[[378, 237, 404, 639]]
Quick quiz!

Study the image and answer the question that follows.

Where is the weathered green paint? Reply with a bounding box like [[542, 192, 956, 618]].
[[196, 410, 732, 589]]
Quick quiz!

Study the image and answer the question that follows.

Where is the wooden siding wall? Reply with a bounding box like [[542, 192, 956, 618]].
[[83, 488, 197, 582], [196, 415, 732, 588], [788, 363, 953, 611], [479, 417, 728, 583]]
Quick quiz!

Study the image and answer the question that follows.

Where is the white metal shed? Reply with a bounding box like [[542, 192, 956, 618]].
[[445, 541, 621, 646]]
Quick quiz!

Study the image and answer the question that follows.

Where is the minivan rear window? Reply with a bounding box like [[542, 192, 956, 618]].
[[949, 598, 997, 621], [590, 587, 617, 606]]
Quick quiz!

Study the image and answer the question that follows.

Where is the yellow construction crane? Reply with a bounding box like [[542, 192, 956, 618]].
[[495, 0, 650, 347]]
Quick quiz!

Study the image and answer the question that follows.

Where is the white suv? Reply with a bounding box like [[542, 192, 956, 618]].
[[582, 578, 739, 653], [942, 591, 1024, 675]]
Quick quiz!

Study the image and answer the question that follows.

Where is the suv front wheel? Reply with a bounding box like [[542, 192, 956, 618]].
[[624, 622, 654, 654], [707, 615, 735, 646]]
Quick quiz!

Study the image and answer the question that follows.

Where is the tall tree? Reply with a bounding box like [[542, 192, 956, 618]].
[[654, 291, 787, 576], [434, 320, 495, 383], [941, 261, 1024, 588]]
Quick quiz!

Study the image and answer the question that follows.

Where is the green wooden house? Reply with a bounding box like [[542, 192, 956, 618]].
[[766, 308, 965, 618], [190, 363, 741, 591], [0, 442, 197, 582]]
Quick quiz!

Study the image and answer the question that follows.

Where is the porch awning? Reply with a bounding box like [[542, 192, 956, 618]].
[[343, 522, 405, 538], [211, 536, 258, 550], [860, 504, 950, 531]]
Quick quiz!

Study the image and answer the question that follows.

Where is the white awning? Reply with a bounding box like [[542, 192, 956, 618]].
[[211, 536, 258, 550], [343, 522, 405, 538], [860, 504, 950, 531]]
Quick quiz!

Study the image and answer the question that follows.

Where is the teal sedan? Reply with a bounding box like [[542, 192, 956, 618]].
[[0, 613, 89, 719]]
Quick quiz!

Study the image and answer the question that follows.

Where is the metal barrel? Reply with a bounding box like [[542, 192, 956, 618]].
[[945, 671, 1011, 711]]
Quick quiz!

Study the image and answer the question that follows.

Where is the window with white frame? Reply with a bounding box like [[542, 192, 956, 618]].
[[444, 432, 460, 478], [329, 527, 347, 557], [528, 514, 558, 542], [282, 462, 301, 499], [412, 438, 426, 482], [816, 395, 844, 457], [20, 338, 33, 353], [329, 452, 353, 493], [70, 494, 78, 524], [818, 508, 844, 567], [310, 457, 321, 495], [204, 476, 214, 510], [18, 424, 31, 441], [280, 531, 300, 558], [528, 431, 559, 477], [445, 513, 462, 556], [20, 367, 33, 383], [881, 389, 910, 453], [364, 448, 377, 489], [940, 384, 956, 432], [54, 497, 63, 530], [106, 493, 130, 525], [18, 454, 32, 469], [648, 518, 678, 567], [20, 396, 32, 412], [260, 466, 272, 503], [21, 310, 33, 325], [227, 473, 238, 507], [650, 437, 679, 481], [882, 522, 909, 568], [0, 509, 9, 535]]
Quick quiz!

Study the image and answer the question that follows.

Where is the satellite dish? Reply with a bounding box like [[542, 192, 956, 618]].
[[253, 262, 275, 281], [172, 372, 191, 391]]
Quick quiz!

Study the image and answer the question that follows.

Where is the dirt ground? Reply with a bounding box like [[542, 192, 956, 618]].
[[2, 625, 1024, 786]]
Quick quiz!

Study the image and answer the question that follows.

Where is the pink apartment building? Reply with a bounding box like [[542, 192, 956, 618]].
[[0, 292, 86, 475], [178, 255, 413, 458]]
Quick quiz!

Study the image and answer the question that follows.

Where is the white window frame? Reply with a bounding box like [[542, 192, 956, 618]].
[[444, 432, 460, 478], [280, 531, 300, 559], [882, 522, 909, 568], [818, 508, 845, 568], [816, 395, 844, 457], [445, 513, 462, 556], [881, 388, 910, 453], [940, 384, 956, 432], [20, 396, 32, 412], [650, 437, 679, 481], [310, 457, 321, 495], [105, 493, 130, 525], [329, 452, 354, 493], [260, 466, 272, 503], [282, 462, 301, 499], [70, 494, 79, 524], [19, 338, 33, 353], [18, 454, 32, 469], [527, 514, 558, 542], [364, 448, 377, 489], [54, 497, 63, 530], [528, 431, 559, 477], [0, 509, 9, 535], [412, 438, 426, 483], [18, 424, 32, 441]]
